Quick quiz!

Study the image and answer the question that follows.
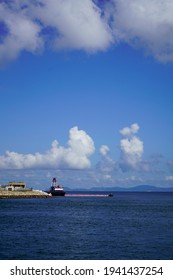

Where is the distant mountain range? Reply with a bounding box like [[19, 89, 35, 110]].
[[66, 185, 173, 192]]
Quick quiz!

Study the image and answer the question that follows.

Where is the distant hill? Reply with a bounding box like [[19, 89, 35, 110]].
[[122, 185, 173, 192], [67, 185, 173, 192]]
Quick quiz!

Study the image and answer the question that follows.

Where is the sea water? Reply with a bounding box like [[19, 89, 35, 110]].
[[0, 192, 173, 260]]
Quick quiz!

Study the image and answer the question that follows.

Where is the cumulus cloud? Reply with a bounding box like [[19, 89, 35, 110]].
[[34, 0, 112, 51], [99, 145, 110, 156], [97, 144, 117, 176], [0, 1, 43, 65], [0, 0, 112, 65], [1, 0, 173, 65], [120, 123, 139, 137], [119, 123, 144, 171], [0, 127, 95, 169], [97, 123, 144, 175], [111, 0, 173, 62]]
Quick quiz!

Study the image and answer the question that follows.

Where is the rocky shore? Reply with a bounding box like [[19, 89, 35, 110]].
[[0, 190, 52, 199]]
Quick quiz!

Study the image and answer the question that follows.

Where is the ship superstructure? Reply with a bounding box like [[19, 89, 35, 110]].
[[47, 178, 65, 196]]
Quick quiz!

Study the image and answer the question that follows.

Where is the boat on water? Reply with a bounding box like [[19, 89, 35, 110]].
[[46, 178, 65, 196], [108, 193, 113, 197]]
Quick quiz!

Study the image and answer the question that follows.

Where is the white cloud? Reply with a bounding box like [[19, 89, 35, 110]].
[[0, 127, 95, 170], [97, 155, 116, 174], [0, 2, 43, 65], [97, 123, 144, 175], [0, 0, 112, 65], [1, 0, 173, 64], [111, 0, 173, 62], [120, 136, 144, 169], [99, 145, 110, 156], [119, 123, 144, 171], [165, 175, 173, 181], [120, 123, 139, 137], [34, 0, 112, 52], [97, 144, 117, 176]]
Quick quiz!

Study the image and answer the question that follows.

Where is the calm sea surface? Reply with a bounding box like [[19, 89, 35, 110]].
[[0, 192, 173, 260]]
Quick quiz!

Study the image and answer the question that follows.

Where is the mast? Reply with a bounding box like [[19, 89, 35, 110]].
[[52, 177, 57, 187]]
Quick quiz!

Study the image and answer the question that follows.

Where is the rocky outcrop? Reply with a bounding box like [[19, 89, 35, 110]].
[[0, 190, 52, 199]]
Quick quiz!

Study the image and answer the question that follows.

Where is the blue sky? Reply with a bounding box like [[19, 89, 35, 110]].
[[0, 0, 173, 189]]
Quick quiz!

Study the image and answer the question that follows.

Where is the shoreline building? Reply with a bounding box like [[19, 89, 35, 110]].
[[0, 182, 27, 191]]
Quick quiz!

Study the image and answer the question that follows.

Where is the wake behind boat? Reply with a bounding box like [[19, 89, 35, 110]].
[[46, 178, 65, 196], [65, 193, 113, 197]]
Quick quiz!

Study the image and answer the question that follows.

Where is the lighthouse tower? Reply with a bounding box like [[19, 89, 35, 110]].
[[52, 177, 57, 187]]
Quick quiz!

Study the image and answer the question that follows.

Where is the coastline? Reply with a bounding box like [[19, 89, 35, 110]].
[[0, 190, 51, 199]]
